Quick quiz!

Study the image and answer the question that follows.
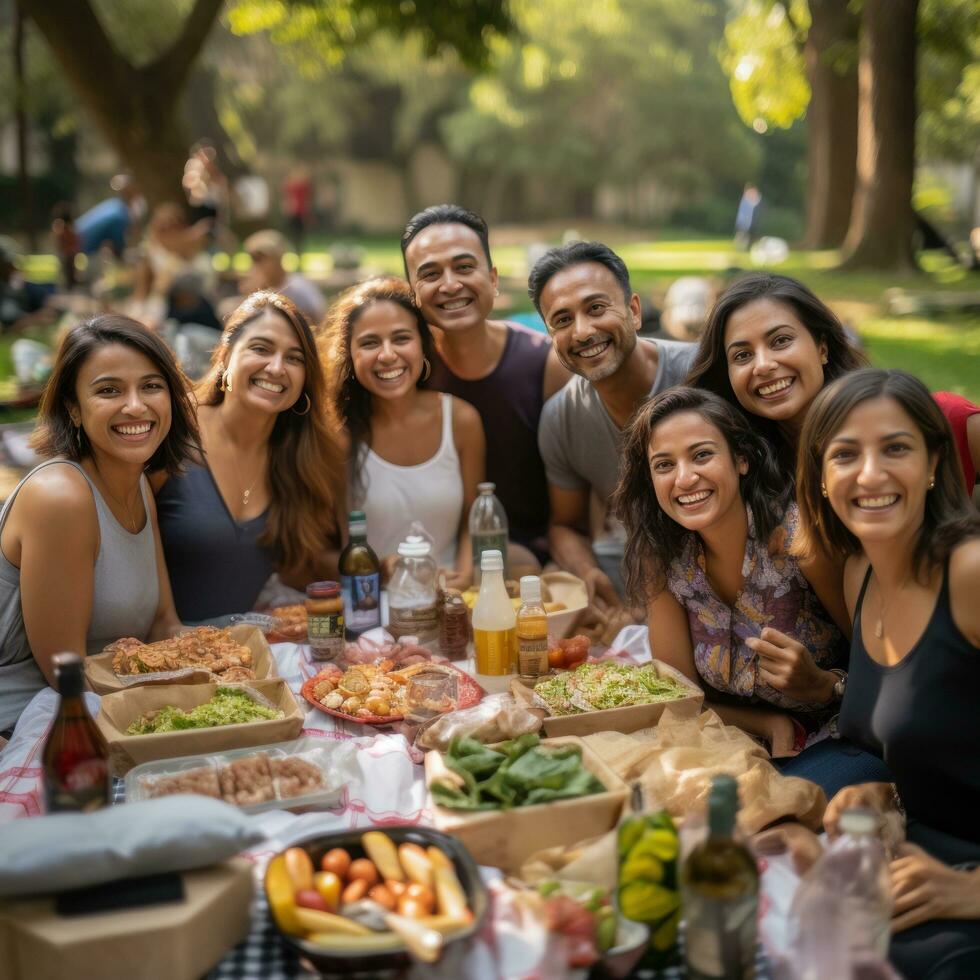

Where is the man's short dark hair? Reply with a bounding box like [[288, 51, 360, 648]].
[[528, 241, 632, 316], [400, 204, 493, 276]]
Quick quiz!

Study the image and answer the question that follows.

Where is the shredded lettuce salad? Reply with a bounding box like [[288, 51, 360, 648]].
[[126, 686, 283, 735], [533, 662, 687, 716]]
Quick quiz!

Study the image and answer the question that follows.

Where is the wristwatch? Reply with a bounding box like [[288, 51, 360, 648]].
[[829, 668, 847, 701]]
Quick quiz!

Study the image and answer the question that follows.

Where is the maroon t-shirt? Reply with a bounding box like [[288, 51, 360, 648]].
[[426, 322, 552, 556]]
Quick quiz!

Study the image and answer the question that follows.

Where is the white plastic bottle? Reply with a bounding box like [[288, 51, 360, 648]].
[[471, 549, 516, 691], [790, 808, 893, 977], [387, 533, 439, 643]]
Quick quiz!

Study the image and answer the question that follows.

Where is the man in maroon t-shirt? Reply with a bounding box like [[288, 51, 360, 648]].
[[402, 205, 569, 566]]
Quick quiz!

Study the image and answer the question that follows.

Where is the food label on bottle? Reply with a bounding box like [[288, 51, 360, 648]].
[[341, 573, 381, 632], [389, 601, 439, 639], [518, 636, 549, 677], [683, 892, 757, 978], [308, 611, 344, 647], [45, 757, 109, 813]]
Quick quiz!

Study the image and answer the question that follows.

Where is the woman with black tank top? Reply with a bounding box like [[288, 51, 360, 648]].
[[795, 368, 980, 979], [154, 292, 344, 622]]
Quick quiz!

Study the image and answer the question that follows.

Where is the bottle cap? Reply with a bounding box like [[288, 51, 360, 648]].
[[348, 510, 367, 535], [520, 575, 542, 604], [53, 652, 84, 698], [349, 510, 366, 522], [477, 482, 495, 494], [306, 581, 340, 598], [707, 774, 739, 837], [480, 549, 504, 572], [398, 533, 433, 557], [839, 808, 878, 836]]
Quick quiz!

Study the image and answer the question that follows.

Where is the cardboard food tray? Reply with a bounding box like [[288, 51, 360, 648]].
[[124, 736, 349, 815], [424, 735, 628, 873], [0, 858, 252, 980], [96, 678, 305, 776], [510, 658, 704, 737], [85, 625, 278, 695]]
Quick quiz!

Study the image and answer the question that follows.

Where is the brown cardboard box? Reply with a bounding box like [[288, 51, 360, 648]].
[[424, 735, 628, 873], [510, 659, 703, 738], [0, 858, 253, 980], [96, 678, 305, 776], [85, 625, 277, 695]]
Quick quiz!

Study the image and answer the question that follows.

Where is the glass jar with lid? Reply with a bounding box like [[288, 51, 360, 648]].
[[306, 581, 345, 661], [387, 532, 439, 642]]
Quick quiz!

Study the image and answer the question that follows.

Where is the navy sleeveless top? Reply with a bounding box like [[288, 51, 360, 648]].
[[156, 462, 274, 622], [426, 322, 551, 553], [839, 562, 980, 851]]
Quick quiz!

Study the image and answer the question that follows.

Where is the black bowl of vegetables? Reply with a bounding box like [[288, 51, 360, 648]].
[[265, 824, 488, 978]]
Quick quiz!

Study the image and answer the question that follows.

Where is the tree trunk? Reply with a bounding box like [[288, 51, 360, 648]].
[[840, 0, 919, 270], [801, 0, 859, 249], [17, 0, 223, 209]]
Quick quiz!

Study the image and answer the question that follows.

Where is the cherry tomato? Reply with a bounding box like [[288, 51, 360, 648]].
[[347, 858, 380, 886], [320, 848, 351, 879]]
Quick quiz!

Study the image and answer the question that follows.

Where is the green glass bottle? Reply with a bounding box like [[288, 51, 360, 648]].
[[681, 775, 759, 979], [338, 510, 381, 639], [617, 782, 681, 966]]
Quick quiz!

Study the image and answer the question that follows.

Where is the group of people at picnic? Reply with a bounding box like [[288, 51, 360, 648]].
[[0, 202, 978, 976]]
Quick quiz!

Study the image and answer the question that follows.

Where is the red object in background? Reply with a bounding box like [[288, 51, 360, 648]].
[[43, 652, 110, 813]]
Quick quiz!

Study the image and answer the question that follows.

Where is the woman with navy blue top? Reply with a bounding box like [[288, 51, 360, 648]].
[[796, 369, 980, 980], [154, 291, 344, 622]]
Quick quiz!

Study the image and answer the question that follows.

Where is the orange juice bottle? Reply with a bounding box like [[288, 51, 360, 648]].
[[517, 575, 549, 683], [472, 550, 516, 686]]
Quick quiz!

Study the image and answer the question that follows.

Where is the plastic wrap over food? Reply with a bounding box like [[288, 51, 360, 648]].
[[125, 737, 358, 815], [417, 693, 544, 751]]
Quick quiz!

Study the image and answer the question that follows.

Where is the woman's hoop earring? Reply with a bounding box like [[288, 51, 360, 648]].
[[292, 392, 312, 416], [74, 424, 82, 448], [928, 476, 935, 490], [421, 357, 431, 383], [821, 482, 828, 498]]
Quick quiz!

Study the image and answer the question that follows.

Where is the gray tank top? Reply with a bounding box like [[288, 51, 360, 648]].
[[0, 459, 159, 732]]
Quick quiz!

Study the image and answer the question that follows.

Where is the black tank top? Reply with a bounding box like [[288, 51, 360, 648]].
[[426, 322, 552, 553], [838, 562, 980, 846], [157, 462, 275, 622]]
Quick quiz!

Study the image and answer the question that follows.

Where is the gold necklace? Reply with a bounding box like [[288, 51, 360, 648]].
[[93, 463, 140, 533], [872, 573, 887, 639], [216, 413, 263, 508]]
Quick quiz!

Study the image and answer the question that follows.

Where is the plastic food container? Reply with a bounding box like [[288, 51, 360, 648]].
[[266, 825, 488, 978], [124, 737, 357, 815]]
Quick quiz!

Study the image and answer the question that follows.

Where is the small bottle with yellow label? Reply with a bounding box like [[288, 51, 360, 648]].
[[517, 575, 549, 683], [472, 549, 516, 688]]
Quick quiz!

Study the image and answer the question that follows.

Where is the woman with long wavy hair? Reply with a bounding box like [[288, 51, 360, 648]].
[[324, 277, 485, 589], [613, 386, 852, 763], [153, 290, 344, 622]]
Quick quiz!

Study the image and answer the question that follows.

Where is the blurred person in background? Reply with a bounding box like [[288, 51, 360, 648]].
[[50, 202, 80, 292], [240, 230, 326, 326], [281, 166, 314, 254], [0, 237, 57, 334], [75, 174, 145, 258]]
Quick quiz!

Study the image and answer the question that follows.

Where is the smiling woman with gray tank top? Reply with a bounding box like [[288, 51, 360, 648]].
[[0, 315, 199, 736]]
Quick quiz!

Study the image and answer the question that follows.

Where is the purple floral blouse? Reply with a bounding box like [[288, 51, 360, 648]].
[[665, 502, 844, 712]]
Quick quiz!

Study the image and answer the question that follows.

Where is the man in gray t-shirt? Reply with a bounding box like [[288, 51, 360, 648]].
[[529, 242, 695, 608]]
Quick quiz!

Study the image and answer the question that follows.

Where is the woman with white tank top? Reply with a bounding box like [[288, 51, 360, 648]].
[[325, 277, 485, 588], [0, 316, 198, 736]]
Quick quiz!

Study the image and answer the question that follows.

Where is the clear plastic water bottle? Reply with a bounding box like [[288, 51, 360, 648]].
[[789, 808, 893, 978], [469, 482, 508, 585], [387, 532, 439, 643]]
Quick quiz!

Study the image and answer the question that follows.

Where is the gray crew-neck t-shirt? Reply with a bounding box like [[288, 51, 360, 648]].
[[538, 337, 695, 503]]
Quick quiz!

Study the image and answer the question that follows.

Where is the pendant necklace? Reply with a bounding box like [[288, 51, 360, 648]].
[[872, 573, 886, 639], [217, 412, 263, 508], [93, 462, 140, 533]]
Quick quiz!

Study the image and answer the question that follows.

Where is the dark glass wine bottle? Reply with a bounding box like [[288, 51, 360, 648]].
[[43, 652, 110, 813], [339, 510, 382, 639], [682, 774, 759, 979]]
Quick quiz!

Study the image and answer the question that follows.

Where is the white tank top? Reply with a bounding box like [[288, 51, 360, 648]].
[[358, 393, 464, 568]]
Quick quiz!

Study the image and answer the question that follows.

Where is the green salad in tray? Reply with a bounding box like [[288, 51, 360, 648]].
[[430, 733, 605, 811], [533, 662, 688, 717], [126, 686, 283, 735]]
